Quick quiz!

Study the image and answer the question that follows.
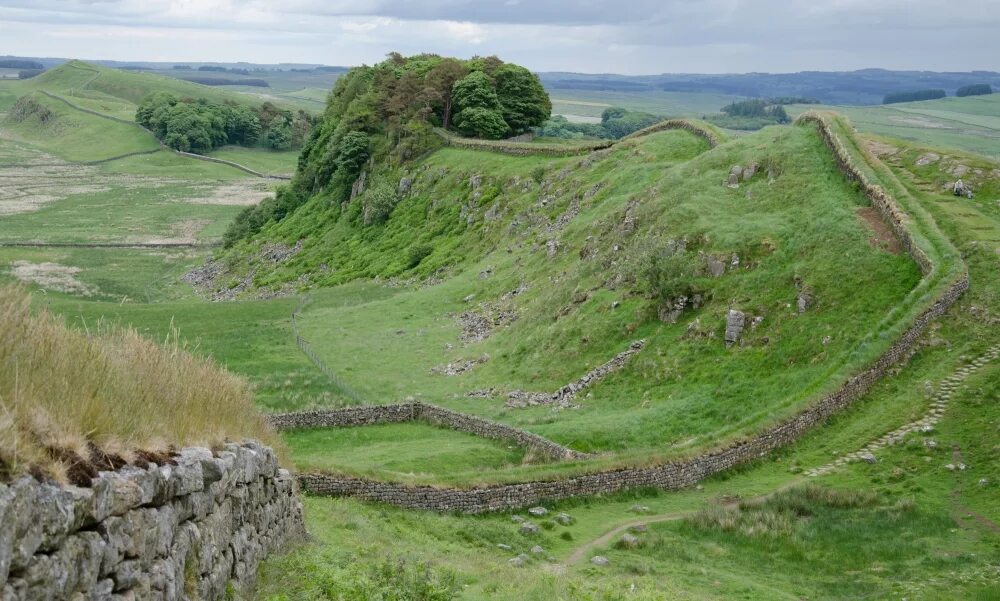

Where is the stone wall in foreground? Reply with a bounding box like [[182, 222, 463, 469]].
[[0, 441, 303, 601]]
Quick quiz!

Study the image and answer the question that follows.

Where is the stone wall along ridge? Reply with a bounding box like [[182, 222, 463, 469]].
[[0, 441, 303, 601], [433, 118, 722, 158], [293, 113, 969, 513]]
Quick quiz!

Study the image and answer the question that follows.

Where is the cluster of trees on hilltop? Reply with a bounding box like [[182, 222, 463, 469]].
[[703, 98, 790, 130], [535, 107, 661, 140], [223, 53, 550, 247], [956, 84, 993, 97], [883, 89, 947, 104], [135, 93, 314, 152]]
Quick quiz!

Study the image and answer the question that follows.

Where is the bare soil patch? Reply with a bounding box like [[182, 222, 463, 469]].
[[8, 261, 97, 295], [857, 207, 902, 254], [181, 181, 272, 206]]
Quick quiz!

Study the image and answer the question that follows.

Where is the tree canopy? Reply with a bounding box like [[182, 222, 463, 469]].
[[135, 94, 312, 152]]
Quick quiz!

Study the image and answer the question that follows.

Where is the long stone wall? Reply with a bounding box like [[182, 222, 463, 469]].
[[0, 441, 303, 600], [294, 114, 969, 513], [433, 118, 722, 158], [269, 403, 589, 461]]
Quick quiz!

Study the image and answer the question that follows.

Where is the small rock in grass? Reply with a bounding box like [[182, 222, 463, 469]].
[[511, 515, 525, 523], [530, 545, 545, 554], [528, 506, 548, 517], [619, 533, 639, 549], [859, 453, 877, 464], [497, 543, 512, 551], [591, 555, 609, 566], [630, 524, 648, 533], [508, 554, 529, 567], [554, 512, 575, 526], [520, 522, 540, 535], [629, 504, 649, 513], [978, 478, 989, 487]]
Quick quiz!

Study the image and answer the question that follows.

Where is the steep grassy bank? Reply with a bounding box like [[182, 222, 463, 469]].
[[0, 285, 279, 483]]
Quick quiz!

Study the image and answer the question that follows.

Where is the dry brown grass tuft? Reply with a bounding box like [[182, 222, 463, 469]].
[[0, 285, 282, 482]]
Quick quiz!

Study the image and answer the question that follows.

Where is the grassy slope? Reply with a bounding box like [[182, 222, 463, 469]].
[[2, 92, 159, 161], [0, 61, 302, 174], [257, 133, 1000, 598], [0, 284, 280, 481], [217, 124, 919, 485]]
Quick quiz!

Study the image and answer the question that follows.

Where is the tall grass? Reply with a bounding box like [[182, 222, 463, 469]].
[[0, 285, 279, 482]]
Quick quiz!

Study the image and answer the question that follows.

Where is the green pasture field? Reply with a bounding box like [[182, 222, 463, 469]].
[[206, 146, 300, 176], [787, 93, 1000, 158], [550, 89, 742, 119], [285, 422, 531, 482]]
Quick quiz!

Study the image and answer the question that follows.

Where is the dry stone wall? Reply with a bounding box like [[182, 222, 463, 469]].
[[434, 118, 721, 158], [293, 114, 969, 513], [269, 403, 589, 461], [0, 441, 303, 601]]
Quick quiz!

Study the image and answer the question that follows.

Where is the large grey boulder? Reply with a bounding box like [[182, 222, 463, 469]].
[[725, 310, 746, 347]]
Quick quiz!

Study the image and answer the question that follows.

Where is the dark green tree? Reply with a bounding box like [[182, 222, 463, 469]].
[[493, 64, 551, 135]]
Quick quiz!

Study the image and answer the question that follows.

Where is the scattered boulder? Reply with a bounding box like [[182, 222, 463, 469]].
[[915, 152, 940, 166], [554, 512, 575, 526], [707, 256, 726, 278], [618, 533, 639, 549], [725, 310, 746, 347], [797, 291, 812, 314], [590, 555, 609, 566], [530, 545, 545, 554], [742, 163, 757, 182], [726, 172, 740, 188], [527, 507, 548, 517], [397, 177, 413, 196], [859, 453, 877, 464], [511, 515, 525, 523], [508, 554, 529, 567], [629, 504, 650, 514], [952, 179, 973, 198], [520, 522, 540, 535], [497, 543, 512, 551]]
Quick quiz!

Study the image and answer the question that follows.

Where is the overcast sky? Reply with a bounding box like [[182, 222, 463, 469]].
[[1, 0, 997, 74]]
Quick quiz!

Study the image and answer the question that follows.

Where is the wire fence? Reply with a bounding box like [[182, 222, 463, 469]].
[[291, 295, 363, 402]]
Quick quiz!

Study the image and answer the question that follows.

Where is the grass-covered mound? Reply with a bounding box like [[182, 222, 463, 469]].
[[0, 285, 279, 484], [203, 121, 925, 485]]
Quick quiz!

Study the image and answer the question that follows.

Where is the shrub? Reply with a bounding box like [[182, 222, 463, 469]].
[[362, 180, 400, 225], [407, 243, 434, 268]]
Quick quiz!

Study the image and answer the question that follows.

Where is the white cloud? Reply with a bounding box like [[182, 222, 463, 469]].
[[0, 0, 996, 73]]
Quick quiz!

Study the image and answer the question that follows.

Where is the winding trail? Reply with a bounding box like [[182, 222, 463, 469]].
[[564, 513, 687, 565], [807, 344, 1000, 477]]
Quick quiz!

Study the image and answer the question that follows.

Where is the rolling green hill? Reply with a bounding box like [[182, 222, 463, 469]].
[[3, 53, 1000, 601]]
